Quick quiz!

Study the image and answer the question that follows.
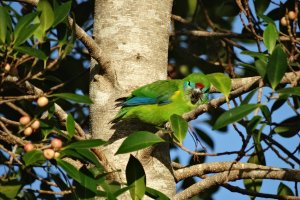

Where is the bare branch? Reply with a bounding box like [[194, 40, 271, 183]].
[[174, 162, 300, 200], [223, 183, 300, 200]]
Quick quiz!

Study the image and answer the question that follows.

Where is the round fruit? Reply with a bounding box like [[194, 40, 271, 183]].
[[281, 17, 288, 26], [19, 116, 31, 125], [24, 143, 35, 152], [23, 127, 33, 136], [4, 64, 10, 72], [43, 149, 55, 160], [288, 11, 297, 20], [51, 138, 63, 150], [54, 152, 60, 159], [37, 96, 49, 107], [31, 120, 40, 130]]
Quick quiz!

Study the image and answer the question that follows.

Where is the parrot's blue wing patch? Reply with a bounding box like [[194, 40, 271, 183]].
[[123, 97, 171, 106]]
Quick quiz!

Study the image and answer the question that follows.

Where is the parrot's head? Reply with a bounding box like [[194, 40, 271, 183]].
[[182, 73, 210, 105]]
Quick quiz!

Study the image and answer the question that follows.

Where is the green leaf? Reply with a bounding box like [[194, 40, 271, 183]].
[[258, 14, 275, 25], [64, 139, 106, 149], [13, 12, 40, 47], [0, 6, 11, 44], [126, 155, 146, 200], [57, 159, 98, 193], [53, 1, 72, 27], [0, 180, 22, 199], [267, 45, 288, 90], [260, 105, 271, 123], [76, 149, 102, 168], [263, 23, 278, 53], [273, 116, 300, 138], [23, 150, 45, 166], [244, 154, 263, 197], [277, 87, 300, 96], [50, 93, 93, 104], [255, 58, 267, 78], [213, 104, 261, 130], [241, 51, 268, 60], [247, 116, 262, 132], [145, 187, 170, 200], [66, 113, 75, 138], [277, 182, 294, 196], [35, 0, 54, 40], [170, 114, 188, 144], [116, 131, 165, 154], [206, 73, 231, 100], [241, 89, 257, 105], [14, 12, 38, 43], [14, 46, 47, 60], [254, 0, 270, 15]]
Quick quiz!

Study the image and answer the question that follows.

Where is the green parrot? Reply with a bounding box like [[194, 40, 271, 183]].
[[112, 73, 210, 126]]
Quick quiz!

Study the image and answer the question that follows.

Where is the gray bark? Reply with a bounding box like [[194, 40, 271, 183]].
[[90, 0, 175, 198]]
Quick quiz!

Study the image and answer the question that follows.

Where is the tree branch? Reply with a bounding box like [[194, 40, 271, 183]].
[[184, 71, 300, 121], [174, 162, 300, 200]]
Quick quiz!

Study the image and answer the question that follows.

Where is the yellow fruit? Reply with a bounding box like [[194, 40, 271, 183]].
[[288, 11, 297, 20], [54, 152, 60, 159], [24, 143, 35, 152], [23, 127, 33, 136], [43, 149, 55, 160], [37, 96, 49, 107], [19, 116, 31, 125], [281, 17, 287, 26], [51, 138, 63, 150], [31, 120, 40, 130], [4, 64, 10, 72]]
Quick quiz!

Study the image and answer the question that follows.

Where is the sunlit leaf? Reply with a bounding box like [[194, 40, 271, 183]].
[[0, 6, 11, 44], [206, 73, 231, 100], [213, 104, 261, 130], [267, 45, 288, 90], [170, 114, 188, 144], [35, 0, 54, 40], [126, 155, 146, 200], [263, 23, 278, 53], [0, 180, 22, 199], [277, 182, 294, 196], [13, 12, 39, 47], [116, 131, 165, 154], [277, 87, 300, 96], [53, 1, 72, 27], [241, 51, 268, 60]]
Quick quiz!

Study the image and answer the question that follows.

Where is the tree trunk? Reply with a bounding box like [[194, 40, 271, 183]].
[[90, 0, 175, 198]]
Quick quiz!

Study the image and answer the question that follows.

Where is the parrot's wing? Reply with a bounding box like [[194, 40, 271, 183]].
[[123, 80, 180, 106]]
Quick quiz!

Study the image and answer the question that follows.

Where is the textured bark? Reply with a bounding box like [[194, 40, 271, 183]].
[[90, 0, 175, 198]]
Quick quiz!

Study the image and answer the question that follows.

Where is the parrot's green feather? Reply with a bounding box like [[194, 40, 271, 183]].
[[113, 73, 210, 125]]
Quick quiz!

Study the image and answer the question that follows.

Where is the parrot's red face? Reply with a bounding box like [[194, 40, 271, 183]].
[[195, 83, 205, 89], [184, 81, 209, 104]]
